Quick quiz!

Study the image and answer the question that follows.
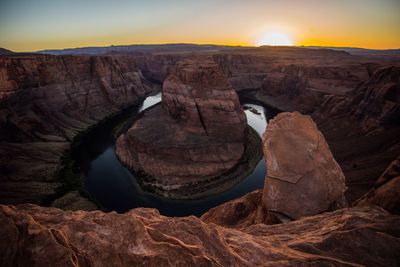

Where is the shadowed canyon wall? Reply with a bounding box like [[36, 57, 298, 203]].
[[0, 54, 159, 204]]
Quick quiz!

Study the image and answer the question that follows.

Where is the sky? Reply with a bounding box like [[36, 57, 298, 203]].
[[0, 0, 399, 52]]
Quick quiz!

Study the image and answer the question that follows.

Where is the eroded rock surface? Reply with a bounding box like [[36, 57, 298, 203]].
[[116, 57, 253, 198], [262, 112, 347, 219], [355, 156, 400, 214], [50, 191, 97, 211], [1, 204, 399, 267], [201, 189, 280, 228]]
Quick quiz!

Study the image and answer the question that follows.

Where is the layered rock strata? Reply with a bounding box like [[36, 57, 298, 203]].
[[0, 54, 158, 204], [116, 58, 252, 198]]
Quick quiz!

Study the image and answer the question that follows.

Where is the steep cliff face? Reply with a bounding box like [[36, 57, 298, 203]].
[[355, 156, 400, 214], [317, 66, 400, 130], [116, 57, 255, 198], [314, 67, 400, 202], [0, 54, 159, 204]]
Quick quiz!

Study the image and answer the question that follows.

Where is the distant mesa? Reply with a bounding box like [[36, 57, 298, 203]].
[[116, 57, 261, 198], [0, 48, 14, 55]]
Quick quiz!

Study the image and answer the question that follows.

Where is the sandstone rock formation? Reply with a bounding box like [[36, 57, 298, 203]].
[[202, 112, 348, 226], [262, 112, 347, 219], [116, 57, 255, 198], [0, 54, 159, 204], [162, 58, 247, 139], [0, 47, 399, 266], [136, 48, 399, 203], [1, 204, 399, 266], [50, 191, 97, 211], [201, 189, 279, 228], [355, 156, 400, 214]]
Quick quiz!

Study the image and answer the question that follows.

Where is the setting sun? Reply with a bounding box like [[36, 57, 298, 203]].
[[256, 32, 294, 46]]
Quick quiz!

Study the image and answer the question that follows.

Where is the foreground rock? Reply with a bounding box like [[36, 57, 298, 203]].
[[262, 112, 347, 219], [1, 204, 399, 266], [355, 156, 400, 214], [201, 189, 279, 228], [202, 112, 347, 225], [116, 58, 254, 198]]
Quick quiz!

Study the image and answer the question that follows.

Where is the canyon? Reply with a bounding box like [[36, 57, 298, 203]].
[[1, 110, 399, 266], [0, 45, 399, 266], [115, 57, 256, 198]]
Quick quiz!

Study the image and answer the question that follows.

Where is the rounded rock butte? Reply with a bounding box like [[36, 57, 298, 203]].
[[115, 57, 254, 198]]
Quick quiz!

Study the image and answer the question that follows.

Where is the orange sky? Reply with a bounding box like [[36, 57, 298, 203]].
[[0, 0, 399, 52]]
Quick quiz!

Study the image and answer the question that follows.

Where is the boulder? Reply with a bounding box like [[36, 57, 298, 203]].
[[262, 112, 347, 219]]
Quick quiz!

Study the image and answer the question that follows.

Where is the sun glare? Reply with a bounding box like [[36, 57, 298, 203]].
[[256, 32, 294, 46]]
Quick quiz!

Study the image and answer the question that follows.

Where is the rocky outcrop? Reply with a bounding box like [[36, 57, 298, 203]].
[[0, 54, 159, 204], [262, 112, 347, 219], [355, 156, 400, 214], [1, 204, 399, 266], [202, 112, 347, 225], [116, 57, 256, 198]]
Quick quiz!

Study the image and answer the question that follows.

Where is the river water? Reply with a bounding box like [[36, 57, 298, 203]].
[[73, 93, 275, 216]]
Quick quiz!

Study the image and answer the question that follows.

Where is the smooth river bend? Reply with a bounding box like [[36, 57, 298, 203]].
[[73, 93, 275, 216]]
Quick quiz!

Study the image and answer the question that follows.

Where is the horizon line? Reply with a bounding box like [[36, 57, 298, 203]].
[[2, 42, 400, 53]]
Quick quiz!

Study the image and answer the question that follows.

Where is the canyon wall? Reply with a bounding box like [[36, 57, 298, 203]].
[[0, 54, 159, 204], [1, 46, 399, 206]]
